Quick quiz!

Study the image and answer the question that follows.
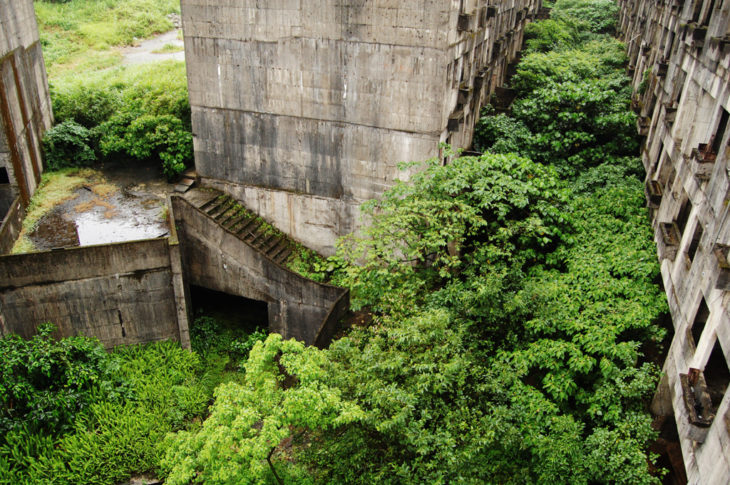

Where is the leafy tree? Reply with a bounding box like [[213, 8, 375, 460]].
[[161, 334, 364, 484], [331, 150, 570, 314]]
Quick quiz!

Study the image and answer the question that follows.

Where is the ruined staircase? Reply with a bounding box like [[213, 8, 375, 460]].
[[190, 191, 295, 266]]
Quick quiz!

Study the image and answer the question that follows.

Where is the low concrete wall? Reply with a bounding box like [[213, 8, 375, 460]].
[[172, 195, 348, 346], [0, 237, 191, 349], [0, 195, 23, 254]]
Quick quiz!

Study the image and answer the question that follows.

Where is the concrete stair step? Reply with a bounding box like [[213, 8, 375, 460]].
[[256, 233, 278, 250], [222, 214, 246, 229], [263, 237, 283, 254], [209, 198, 235, 219], [273, 248, 293, 264]]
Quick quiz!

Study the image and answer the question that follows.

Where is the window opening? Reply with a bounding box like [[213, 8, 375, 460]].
[[704, 338, 730, 416], [688, 222, 704, 263], [676, 195, 692, 235], [0, 167, 9, 184], [711, 108, 729, 155], [691, 297, 709, 347]]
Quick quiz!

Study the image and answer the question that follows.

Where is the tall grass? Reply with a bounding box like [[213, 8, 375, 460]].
[[35, 0, 181, 76]]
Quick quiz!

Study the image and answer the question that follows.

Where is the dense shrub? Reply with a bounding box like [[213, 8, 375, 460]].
[[45, 62, 192, 179], [42, 120, 97, 170], [0, 323, 126, 437]]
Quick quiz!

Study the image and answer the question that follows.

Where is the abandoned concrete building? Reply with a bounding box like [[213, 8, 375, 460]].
[[180, 0, 541, 254], [4, 0, 730, 481], [619, 0, 730, 482], [0, 0, 52, 251]]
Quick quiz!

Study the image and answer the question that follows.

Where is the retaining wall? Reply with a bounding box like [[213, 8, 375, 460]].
[[0, 196, 23, 254], [0, 237, 191, 349], [172, 195, 348, 346]]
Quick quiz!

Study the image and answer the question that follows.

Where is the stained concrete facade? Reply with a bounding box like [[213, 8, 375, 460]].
[[172, 193, 348, 346], [0, 194, 348, 349], [0, 0, 52, 217], [619, 0, 730, 482], [182, 0, 541, 254], [0, 238, 191, 349]]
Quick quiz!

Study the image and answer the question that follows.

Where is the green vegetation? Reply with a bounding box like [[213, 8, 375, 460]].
[[159, 1, 668, 483], [36, 1, 192, 179], [0, 317, 265, 484], [2, 0, 668, 482], [35, 0, 180, 77]]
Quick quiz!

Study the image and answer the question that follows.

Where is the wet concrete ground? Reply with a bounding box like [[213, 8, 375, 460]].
[[29, 163, 172, 251], [121, 29, 185, 65]]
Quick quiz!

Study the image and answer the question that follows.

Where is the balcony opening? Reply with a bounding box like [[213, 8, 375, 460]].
[[676, 195, 691, 235], [687, 222, 704, 263], [711, 108, 729, 155], [704, 338, 730, 416], [691, 297, 709, 348]]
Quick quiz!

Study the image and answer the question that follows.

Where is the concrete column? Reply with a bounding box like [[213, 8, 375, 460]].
[[167, 196, 192, 350]]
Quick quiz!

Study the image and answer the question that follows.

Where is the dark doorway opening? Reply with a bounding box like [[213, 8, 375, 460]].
[[190, 286, 269, 334]]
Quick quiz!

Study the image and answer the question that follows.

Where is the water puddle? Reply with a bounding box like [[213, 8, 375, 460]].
[[28, 163, 172, 251]]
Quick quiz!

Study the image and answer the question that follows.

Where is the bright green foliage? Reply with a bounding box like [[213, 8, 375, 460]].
[[0, 323, 126, 437], [161, 334, 365, 485], [511, 39, 627, 95], [331, 151, 570, 314], [553, 0, 619, 34], [46, 62, 192, 179], [41, 120, 97, 170], [99, 113, 193, 179], [513, 78, 637, 174], [35, 0, 180, 70], [473, 108, 533, 154], [36, 0, 192, 179], [0, 333, 240, 484], [190, 316, 267, 366], [523, 18, 583, 53]]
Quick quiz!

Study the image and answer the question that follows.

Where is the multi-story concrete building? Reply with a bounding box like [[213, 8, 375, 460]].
[[181, 0, 541, 254], [619, 0, 730, 482], [0, 0, 52, 218]]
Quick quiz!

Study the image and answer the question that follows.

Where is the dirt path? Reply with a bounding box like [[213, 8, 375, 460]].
[[121, 29, 185, 65]]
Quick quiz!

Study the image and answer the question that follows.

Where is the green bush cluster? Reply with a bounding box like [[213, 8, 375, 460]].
[[0, 323, 127, 437], [0, 316, 259, 484], [43, 62, 193, 179], [476, 0, 636, 177], [159, 1, 667, 483]]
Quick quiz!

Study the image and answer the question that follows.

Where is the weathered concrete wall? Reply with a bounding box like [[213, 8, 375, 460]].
[[0, 196, 24, 254], [173, 195, 348, 346], [0, 0, 52, 217], [182, 0, 540, 254], [619, 0, 730, 483], [0, 238, 191, 349]]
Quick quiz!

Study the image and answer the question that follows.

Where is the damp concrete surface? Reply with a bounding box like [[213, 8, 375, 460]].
[[29, 163, 172, 251], [121, 29, 185, 65]]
